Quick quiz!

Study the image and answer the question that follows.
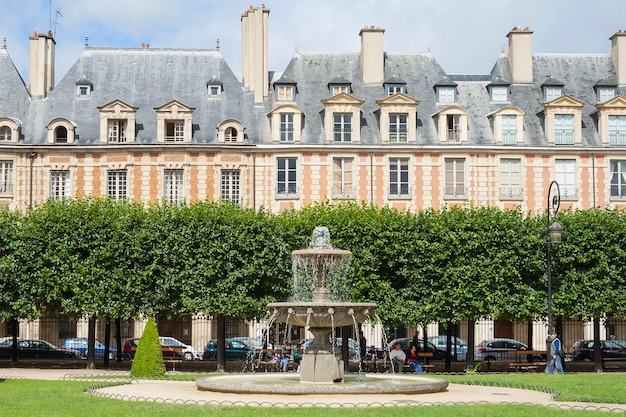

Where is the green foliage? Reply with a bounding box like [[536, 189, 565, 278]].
[[130, 317, 166, 378]]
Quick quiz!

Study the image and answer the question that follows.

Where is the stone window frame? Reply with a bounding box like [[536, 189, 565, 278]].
[[376, 93, 419, 144], [488, 106, 524, 145], [596, 96, 626, 145], [154, 100, 195, 144], [434, 106, 469, 143], [97, 99, 138, 144], [217, 119, 245, 143], [269, 104, 303, 143], [542, 95, 584, 145], [46, 118, 77, 144], [0, 117, 21, 143], [321, 93, 364, 143]]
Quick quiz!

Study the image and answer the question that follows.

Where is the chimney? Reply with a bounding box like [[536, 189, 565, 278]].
[[611, 30, 626, 85], [359, 25, 385, 85], [28, 31, 56, 97], [507, 26, 533, 84], [241, 4, 270, 103]]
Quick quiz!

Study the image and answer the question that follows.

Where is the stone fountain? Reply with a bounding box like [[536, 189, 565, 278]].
[[197, 227, 448, 395], [266, 226, 376, 383]]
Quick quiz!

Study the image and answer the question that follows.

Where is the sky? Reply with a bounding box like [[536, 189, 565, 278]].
[[3, 0, 626, 84]]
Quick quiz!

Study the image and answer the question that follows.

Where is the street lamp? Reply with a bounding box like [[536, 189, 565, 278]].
[[546, 180, 563, 335]]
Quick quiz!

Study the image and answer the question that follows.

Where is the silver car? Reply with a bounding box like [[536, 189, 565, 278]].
[[428, 336, 468, 361], [474, 338, 536, 362]]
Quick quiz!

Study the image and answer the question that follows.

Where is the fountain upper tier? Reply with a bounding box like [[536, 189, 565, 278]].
[[266, 302, 376, 328]]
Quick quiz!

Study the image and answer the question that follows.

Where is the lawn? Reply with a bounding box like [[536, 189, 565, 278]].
[[0, 373, 623, 416]]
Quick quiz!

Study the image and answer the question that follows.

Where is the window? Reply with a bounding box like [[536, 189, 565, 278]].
[[331, 85, 349, 96], [209, 86, 220, 96], [387, 85, 405, 96], [224, 127, 238, 143], [332, 157, 353, 198], [164, 169, 184, 204], [490, 86, 508, 102], [499, 159, 522, 198], [78, 86, 89, 97], [447, 115, 461, 142], [55, 126, 68, 143], [333, 113, 352, 142], [50, 170, 70, 200], [165, 121, 184, 143], [437, 87, 455, 103], [0, 161, 12, 194], [389, 114, 408, 143], [277, 86, 294, 100], [609, 115, 626, 145], [280, 113, 294, 142], [501, 115, 517, 144], [544, 86, 563, 101], [389, 158, 409, 196], [610, 160, 626, 198], [554, 114, 574, 145], [0, 127, 11, 142], [555, 159, 577, 198], [277, 157, 297, 195], [597, 87, 615, 102], [221, 169, 240, 203], [445, 158, 465, 197], [107, 170, 127, 200], [107, 120, 127, 143]]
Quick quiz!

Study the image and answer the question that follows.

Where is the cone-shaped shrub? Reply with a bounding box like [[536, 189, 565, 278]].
[[130, 317, 166, 377]]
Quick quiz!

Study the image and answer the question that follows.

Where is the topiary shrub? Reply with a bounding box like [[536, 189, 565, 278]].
[[130, 317, 166, 378]]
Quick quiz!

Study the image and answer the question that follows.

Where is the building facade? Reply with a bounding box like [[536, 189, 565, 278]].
[[1, 5, 625, 351]]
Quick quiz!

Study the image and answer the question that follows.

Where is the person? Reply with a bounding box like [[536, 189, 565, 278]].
[[281, 340, 292, 372], [547, 332, 564, 374], [359, 331, 368, 371], [406, 344, 423, 373], [388, 342, 406, 373], [292, 343, 303, 372], [412, 331, 420, 352]]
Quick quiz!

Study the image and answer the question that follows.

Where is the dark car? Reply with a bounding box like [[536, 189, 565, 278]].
[[0, 339, 80, 359], [62, 337, 118, 360], [203, 338, 258, 360], [570, 340, 626, 361], [387, 337, 448, 360], [474, 338, 543, 362], [123, 337, 199, 360]]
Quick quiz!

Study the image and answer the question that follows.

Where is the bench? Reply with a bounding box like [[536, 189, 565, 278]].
[[507, 350, 547, 372], [383, 351, 434, 373], [256, 349, 282, 372]]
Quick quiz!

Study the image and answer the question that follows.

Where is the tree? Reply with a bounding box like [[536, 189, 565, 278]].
[[130, 317, 166, 377]]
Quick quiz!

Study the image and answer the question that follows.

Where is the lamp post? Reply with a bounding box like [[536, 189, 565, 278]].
[[546, 180, 563, 335]]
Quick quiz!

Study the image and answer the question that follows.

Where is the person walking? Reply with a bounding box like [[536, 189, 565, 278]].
[[547, 332, 564, 374]]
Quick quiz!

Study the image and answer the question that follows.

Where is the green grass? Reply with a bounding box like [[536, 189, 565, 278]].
[[0, 374, 623, 416]]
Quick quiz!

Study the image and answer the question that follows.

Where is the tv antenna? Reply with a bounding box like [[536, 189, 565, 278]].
[[49, 1, 63, 38]]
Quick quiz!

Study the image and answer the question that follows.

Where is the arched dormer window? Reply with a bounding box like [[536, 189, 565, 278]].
[[434, 106, 469, 143], [488, 106, 524, 145], [217, 119, 245, 143], [269, 104, 304, 142], [0, 117, 21, 143], [46, 118, 77, 144]]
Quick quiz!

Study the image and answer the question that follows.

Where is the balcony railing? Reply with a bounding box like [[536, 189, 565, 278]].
[[499, 186, 523, 199], [554, 130, 574, 145], [502, 130, 517, 145], [447, 129, 461, 142], [609, 130, 626, 145], [333, 128, 352, 142]]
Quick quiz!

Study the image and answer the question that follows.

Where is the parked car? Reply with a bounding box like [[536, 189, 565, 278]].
[[474, 338, 542, 362], [62, 337, 118, 360], [387, 337, 448, 360], [428, 335, 469, 361], [569, 340, 626, 361], [203, 338, 259, 360], [123, 337, 201, 360], [0, 339, 80, 359]]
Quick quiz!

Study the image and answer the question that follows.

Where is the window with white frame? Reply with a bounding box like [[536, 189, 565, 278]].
[[389, 158, 409, 196], [107, 170, 127, 200], [445, 158, 466, 197], [499, 158, 522, 198], [277, 157, 297, 196], [209, 85, 221, 97], [277, 86, 294, 100], [165, 121, 185, 143], [280, 113, 294, 142], [555, 159, 577, 198], [554, 114, 574, 145], [0, 161, 12, 194], [78, 85, 90, 97], [447, 114, 461, 142], [55, 126, 68, 144], [0, 127, 11, 142], [490, 86, 508, 102], [610, 160, 626, 198], [332, 157, 353, 198], [389, 114, 408, 143], [331, 85, 349, 96], [224, 127, 238, 143], [221, 169, 240, 203], [164, 169, 184, 204], [333, 113, 352, 142], [387, 85, 405, 97], [50, 170, 70, 200], [544, 86, 563, 101], [437, 87, 455, 103], [609, 115, 626, 145], [107, 120, 127, 143], [501, 114, 517, 144], [597, 87, 616, 102]]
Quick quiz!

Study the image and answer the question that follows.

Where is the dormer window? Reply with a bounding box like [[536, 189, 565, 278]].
[[269, 105, 304, 143], [277, 85, 294, 100], [437, 87, 455, 103], [542, 77, 565, 101], [490, 86, 508, 102], [328, 76, 352, 96], [384, 76, 407, 97], [225, 127, 238, 143], [0, 117, 21, 143], [97, 99, 138, 144], [597, 87, 616, 102], [154, 100, 195, 144], [0, 127, 10, 142], [217, 119, 245, 143], [207, 76, 223, 98], [46, 118, 77, 144], [75, 76, 93, 98]]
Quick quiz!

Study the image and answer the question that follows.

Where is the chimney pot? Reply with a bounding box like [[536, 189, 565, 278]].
[[146, 44, 149, 48], [141, 43, 145, 48]]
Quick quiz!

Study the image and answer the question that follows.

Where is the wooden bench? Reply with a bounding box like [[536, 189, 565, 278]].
[[256, 349, 282, 372], [507, 350, 547, 372], [384, 351, 434, 373]]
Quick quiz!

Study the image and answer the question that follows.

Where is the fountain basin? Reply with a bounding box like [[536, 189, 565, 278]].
[[196, 373, 449, 395], [267, 302, 376, 328]]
